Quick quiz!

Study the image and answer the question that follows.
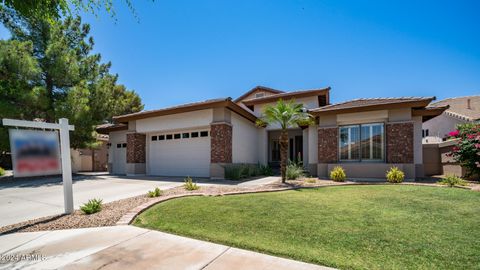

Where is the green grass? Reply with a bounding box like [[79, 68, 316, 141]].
[[133, 185, 480, 270]]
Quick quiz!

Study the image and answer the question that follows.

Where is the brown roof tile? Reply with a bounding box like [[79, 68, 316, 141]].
[[311, 97, 435, 115], [234, 86, 284, 103], [112, 97, 257, 123], [241, 87, 331, 105]]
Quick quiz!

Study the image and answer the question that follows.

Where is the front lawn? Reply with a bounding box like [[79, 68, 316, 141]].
[[133, 185, 480, 269]]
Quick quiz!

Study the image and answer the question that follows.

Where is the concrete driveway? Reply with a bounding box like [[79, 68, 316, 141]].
[[0, 174, 188, 227], [0, 226, 332, 270], [0, 173, 280, 227]]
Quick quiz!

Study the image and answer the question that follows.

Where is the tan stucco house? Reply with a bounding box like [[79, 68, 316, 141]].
[[422, 95, 480, 143], [97, 86, 445, 180]]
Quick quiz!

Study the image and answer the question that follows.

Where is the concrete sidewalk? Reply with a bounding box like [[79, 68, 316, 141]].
[[0, 226, 333, 270]]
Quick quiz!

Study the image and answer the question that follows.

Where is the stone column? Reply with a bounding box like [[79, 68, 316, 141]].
[[126, 133, 146, 175], [317, 127, 338, 177], [386, 122, 414, 163], [210, 122, 232, 179], [386, 122, 415, 179]]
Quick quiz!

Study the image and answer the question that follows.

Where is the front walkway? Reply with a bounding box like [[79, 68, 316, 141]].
[[0, 226, 333, 270]]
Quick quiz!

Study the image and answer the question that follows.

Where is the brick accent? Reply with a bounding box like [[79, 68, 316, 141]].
[[318, 127, 338, 163], [210, 123, 232, 163], [386, 122, 414, 163], [126, 133, 146, 163]]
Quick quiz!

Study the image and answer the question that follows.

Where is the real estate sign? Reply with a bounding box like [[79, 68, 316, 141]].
[[9, 129, 61, 177]]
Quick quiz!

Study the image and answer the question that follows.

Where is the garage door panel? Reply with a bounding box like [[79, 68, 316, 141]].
[[149, 136, 210, 177]]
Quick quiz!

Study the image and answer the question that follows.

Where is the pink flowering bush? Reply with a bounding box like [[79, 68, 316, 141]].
[[448, 123, 480, 179]]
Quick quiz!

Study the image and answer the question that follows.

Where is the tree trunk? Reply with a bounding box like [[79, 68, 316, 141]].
[[45, 75, 55, 122], [279, 130, 288, 183]]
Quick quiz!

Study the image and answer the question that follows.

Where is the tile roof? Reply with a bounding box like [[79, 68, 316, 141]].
[[113, 98, 229, 120], [96, 123, 128, 134], [234, 86, 284, 102], [112, 97, 257, 123], [427, 95, 480, 121], [241, 87, 330, 105], [311, 97, 435, 113]]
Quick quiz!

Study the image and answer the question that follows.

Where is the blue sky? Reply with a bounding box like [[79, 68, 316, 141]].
[[1, 0, 479, 110]]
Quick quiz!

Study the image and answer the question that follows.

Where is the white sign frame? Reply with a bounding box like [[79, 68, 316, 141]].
[[2, 118, 75, 214], [9, 129, 62, 177]]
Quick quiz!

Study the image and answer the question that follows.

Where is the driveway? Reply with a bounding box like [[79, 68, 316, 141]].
[[0, 226, 332, 270], [0, 174, 182, 227], [0, 173, 279, 227]]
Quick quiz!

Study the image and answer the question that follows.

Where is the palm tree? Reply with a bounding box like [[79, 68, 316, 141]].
[[262, 99, 312, 183]]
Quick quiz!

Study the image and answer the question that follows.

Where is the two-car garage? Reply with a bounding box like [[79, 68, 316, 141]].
[[147, 129, 211, 177]]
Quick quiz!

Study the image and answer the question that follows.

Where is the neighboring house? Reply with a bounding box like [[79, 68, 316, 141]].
[[97, 86, 445, 180], [422, 96, 480, 143], [71, 134, 109, 173]]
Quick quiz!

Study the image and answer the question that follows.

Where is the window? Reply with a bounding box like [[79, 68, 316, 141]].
[[117, 143, 121, 148], [191, 132, 199, 138], [182, 133, 190, 139], [200, 131, 209, 137], [339, 123, 384, 161], [166, 134, 173, 140], [174, 133, 181, 139], [122, 143, 127, 148], [151, 136, 157, 141], [422, 129, 429, 138], [159, 135, 165, 140]]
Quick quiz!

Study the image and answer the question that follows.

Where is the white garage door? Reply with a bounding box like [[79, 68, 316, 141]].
[[149, 130, 210, 177], [112, 142, 126, 174]]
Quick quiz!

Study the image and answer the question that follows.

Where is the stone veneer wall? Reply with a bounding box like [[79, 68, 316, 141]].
[[126, 133, 146, 164], [386, 122, 414, 163], [210, 123, 232, 163], [318, 127, 338, 163]]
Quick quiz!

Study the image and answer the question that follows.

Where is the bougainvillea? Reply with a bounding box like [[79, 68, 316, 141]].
[[448, 123, 480, 179]]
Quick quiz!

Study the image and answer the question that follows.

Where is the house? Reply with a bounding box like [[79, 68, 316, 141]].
[[422, 96, 480, 143], [97, 86, 445, 180]]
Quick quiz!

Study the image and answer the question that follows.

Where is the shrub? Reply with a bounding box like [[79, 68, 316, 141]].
[[330, 166, 346, 182], [147, 187, 162, 197], [259, 164, 274, 176], [224, 164, 273, 180], [286, 162, 304, 180], [184, 176, 199, 191], [448, 123, 480, 179], [80, 198, 103, 214], [438, 175, 468, 187], [386, 167, 405, 183], [0, 167, 4, 176]]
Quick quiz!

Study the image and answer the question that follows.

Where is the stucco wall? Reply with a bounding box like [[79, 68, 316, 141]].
[[231, 113, 258, 163], [135, 109, 213, 133]]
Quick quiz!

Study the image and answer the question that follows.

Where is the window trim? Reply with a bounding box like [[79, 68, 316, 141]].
[[338, 122, 385, 162]]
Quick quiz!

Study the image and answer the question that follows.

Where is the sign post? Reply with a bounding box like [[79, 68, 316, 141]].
[[2, 118, 75, 214]]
